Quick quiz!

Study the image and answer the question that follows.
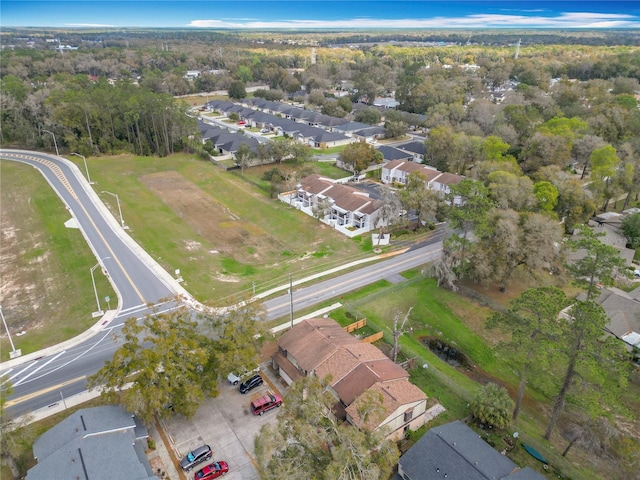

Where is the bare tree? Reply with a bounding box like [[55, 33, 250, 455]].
[[390, 307, 413, 363]]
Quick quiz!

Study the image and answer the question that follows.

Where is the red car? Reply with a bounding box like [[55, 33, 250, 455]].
[[250, 392, 283, 415], [194, 461, 229, 479]]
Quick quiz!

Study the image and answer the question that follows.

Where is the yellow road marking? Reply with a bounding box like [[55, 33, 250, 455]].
[[4, 376, 86, 407]]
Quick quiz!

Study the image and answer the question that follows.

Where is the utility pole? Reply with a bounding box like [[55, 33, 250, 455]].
[[289, 274, 294, 329]]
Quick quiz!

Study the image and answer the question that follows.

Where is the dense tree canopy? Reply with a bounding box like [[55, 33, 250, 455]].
[[88, 308, 218, 424], [254, 376, 399, 480]]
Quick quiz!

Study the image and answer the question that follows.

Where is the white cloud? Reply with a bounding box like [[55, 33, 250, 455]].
[[188, 12, 639, 29]]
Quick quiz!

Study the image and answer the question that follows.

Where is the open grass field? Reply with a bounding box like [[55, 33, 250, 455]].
[[0, 161, 115, 359], [77, 153, 368, 305]]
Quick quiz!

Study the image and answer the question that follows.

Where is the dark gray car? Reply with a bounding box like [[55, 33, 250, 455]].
[[239, 374, 263, 394], [180, 444, 212, 471]]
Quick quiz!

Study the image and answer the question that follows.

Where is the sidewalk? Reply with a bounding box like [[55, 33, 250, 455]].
[[1, 245, 408, 372]]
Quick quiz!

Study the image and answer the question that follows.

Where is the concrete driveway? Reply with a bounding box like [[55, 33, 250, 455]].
[[163, 363, 284, 480]]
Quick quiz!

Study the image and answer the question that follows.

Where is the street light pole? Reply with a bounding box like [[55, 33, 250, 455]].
[[0, 304, 20, 358], [71, 152, 93, 184], [101, 190, 126, 229], [42, 129, 59, 156], [90, 263, 104, 317]]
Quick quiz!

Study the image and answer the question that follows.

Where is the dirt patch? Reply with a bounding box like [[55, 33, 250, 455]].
[[140, 171, 278, 263]]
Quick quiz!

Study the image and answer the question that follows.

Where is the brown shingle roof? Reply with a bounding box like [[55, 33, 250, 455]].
[[277, 318, 359, 372], [333, 359, 408, 406], [346, 380, 427, 430], [434, 172, 464, 185]]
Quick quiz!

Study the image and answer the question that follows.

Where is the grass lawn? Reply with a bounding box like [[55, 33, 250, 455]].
[[79, 153, 369, 304], [329, 274, 638, 480], [0, 161, 115, 358]]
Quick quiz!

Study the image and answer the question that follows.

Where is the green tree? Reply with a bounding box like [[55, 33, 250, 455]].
[[235, 143, 255, 174], [566, 225, 628, 300], [544, 301, 630, 440], [207, 302, 267, 379], [87, 308, 218, 424], [424, 124, 455, 172], [254, 376, 399, 480], [444, 179, 493, 276], [383, 120, 407, 139], [0, 377, 34, 478], [339, 142, 383, 176], [486, 171, 535, 211], [470, 383, 514, 430], [398, 171, 443, 229], [354, 107, 381, 125], [588, 145, 620, 211], [337, 96, 353, 113], [228, 80, 247, 100], [487, 287, 568, 420], [533, 181, 559, 213], [236, 65, 253, 83], [621, 212, 640, 249], [290, 141, 313, 164], [321, 100, 347, 118], [481, 135, 514, 162]]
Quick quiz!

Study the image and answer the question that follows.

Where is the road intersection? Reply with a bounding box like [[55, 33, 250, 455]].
[[0, 148, 443, 419]]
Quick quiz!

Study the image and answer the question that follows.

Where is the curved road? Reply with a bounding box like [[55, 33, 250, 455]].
[[0, 148, 443, 417]]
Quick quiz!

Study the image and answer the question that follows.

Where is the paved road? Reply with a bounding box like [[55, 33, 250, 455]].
[[0, 148, 443, 419], [0, 149, 187, 416]]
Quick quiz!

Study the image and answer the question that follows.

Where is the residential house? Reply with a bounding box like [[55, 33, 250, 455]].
[[287, 174, 381, 236], [376, 146, 414, 163], [26, 405, 155, 480], [430, 171, 465, 201], [333, 121, 373, 136], [396, 141, 426, 162], [397, 421, 546, 480], [576, 285, 640, 349], [352, 126, 387, 143], [381, 160, 441, 185], [199, 122, 260, 156], [272, 318, 434, 441], [374, 97, 400, 109]]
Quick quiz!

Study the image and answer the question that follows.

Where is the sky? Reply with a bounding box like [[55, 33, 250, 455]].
[[1, 1, 639, 29]]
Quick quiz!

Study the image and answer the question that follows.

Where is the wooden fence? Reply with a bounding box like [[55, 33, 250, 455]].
[[343, 318, 367, 332], [361, 331, 383, 343]]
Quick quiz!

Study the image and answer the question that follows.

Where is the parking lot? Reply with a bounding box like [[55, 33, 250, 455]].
[[163, 363, 284, 480]]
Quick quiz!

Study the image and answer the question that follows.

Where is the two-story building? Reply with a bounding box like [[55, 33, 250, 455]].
[[283, 174, 382, 237], [272, 318, 438, 441]]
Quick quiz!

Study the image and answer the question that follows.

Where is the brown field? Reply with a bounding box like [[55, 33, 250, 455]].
[[140, 171, 277, 264]]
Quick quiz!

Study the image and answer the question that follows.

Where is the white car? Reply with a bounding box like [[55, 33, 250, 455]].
[[634, 269, 640, 278], [227, 365, 260, 385]]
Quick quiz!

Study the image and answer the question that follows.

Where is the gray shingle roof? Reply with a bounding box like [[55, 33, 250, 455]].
[[27, 406, 154, 480], [377, 146, 413, 162], [397, 141, 426, 156], [399, 421, 546, 480]]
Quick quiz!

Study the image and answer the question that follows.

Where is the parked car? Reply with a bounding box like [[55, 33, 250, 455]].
[[180, 445, 212, 471], [260, 128, 269, 133], [237, 120, 246, 126], [194, 461, 229, 479], [239, 374, 263, 394], [227, 372, 241, 385], [250, 392, 283, 415], [227, 365, 260, 385]]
